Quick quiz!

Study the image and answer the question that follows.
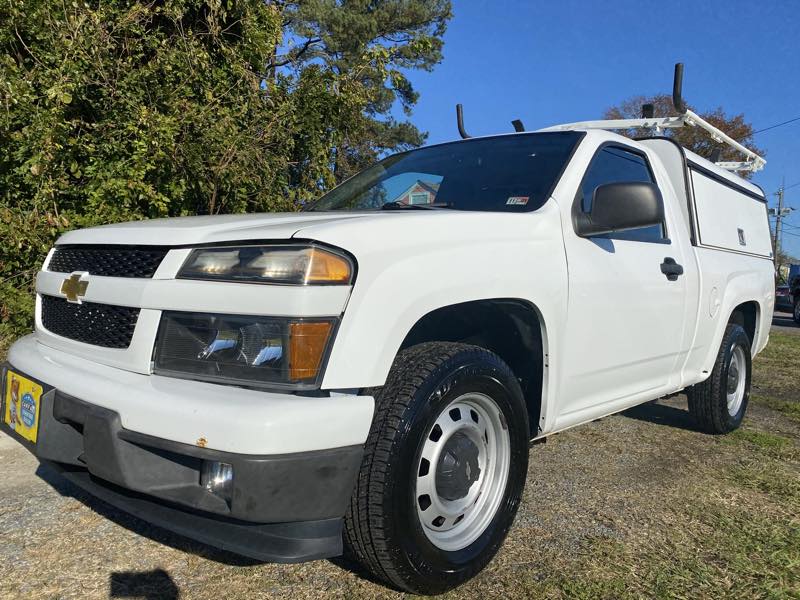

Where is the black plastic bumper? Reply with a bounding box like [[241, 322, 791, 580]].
[[45, 461, 344, 563], [1, 365, 363, 562]]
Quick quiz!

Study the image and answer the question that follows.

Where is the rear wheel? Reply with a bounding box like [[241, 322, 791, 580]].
[[793, 297, 800, 325], [344, 342, 529, 594], [687, 323, 751, 434]]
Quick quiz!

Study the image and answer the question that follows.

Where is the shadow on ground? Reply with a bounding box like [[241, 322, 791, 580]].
[[110, 569, 179, 600], [622, 399, 699, 432]]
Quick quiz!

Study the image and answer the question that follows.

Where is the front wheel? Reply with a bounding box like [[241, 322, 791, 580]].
[[793, 297, 800, 325], [687, 323, 751, 434], [344, 342, 530, 594]]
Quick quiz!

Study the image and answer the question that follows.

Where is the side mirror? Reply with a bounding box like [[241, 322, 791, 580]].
[[575, 182, 664, 237]]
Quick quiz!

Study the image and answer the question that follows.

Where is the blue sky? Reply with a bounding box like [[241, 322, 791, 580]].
[[402, 0, 800, 258]]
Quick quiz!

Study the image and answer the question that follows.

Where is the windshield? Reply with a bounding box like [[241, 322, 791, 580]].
[[306, 132, 583, 212]]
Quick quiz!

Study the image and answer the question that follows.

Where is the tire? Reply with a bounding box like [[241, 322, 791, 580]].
[[793, 297, 800, 325], [343, 342, 530, 594], [687, 323, 751, 434]]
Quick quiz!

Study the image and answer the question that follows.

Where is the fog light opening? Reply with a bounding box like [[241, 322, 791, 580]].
[[201, 460, 234, 502]]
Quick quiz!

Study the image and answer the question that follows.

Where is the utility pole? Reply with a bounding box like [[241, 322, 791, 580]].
[[770, 178, 794, 279], [774, 181, 785, 261]]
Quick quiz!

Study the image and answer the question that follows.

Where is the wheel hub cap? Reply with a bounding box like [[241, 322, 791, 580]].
[[414, 393, 511, 552], [436, 432, 481, 501], [727, 360, 740, 395], [726, 345, 747, 417]]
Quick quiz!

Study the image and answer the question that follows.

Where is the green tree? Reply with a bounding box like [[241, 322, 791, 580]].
[[604, 94, 764, 169], [0, 0, 452, 345], [274, 0, 451, 181]]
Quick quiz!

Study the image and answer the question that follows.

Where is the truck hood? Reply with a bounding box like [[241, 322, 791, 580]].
[[55, 212, 377, 246], [55, 208, 554, 257]]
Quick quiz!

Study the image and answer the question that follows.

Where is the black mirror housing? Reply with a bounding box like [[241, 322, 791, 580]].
[[575, 181, 665, 238]]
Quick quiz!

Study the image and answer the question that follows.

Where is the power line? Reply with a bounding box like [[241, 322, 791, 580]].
[[753, 116, 800, 135]]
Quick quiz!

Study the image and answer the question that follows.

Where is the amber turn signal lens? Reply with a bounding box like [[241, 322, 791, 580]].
[[305, 248, 352, 283], [288, 321, 334, 381]]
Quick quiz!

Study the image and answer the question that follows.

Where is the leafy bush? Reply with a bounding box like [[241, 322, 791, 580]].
[[0, 0, 450, 344]]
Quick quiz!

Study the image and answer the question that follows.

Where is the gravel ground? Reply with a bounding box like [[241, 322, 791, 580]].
[[1, 330, 798, 599]]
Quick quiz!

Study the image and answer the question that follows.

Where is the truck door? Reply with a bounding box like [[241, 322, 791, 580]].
[[557, 143, 688, 426]]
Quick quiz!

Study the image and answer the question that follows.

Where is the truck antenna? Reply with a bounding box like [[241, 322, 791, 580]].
[[511, 119, 526, 132]]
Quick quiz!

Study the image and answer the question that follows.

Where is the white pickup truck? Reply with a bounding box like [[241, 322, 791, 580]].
[[2, 67, 774, 594]]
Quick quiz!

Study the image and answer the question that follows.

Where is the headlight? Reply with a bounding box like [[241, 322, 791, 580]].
[[153, 312, 336, 389], [178, 245, 353, 285]]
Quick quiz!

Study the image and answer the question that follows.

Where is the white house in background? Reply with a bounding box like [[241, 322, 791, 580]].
[[392, 180, 441, 205]]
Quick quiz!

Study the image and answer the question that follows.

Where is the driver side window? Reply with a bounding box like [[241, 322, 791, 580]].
[[581, 146, 666, 242]]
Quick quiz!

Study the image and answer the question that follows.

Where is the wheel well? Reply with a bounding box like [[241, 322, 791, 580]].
[[729, 301, 758, 344], [400, 299, 543, 437]]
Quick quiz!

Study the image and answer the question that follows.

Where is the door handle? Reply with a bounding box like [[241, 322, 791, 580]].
[[660, 257, 684, 281]]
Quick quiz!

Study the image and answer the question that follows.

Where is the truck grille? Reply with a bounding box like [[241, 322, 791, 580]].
[[48, 245, 168, 278], [41, 295, 140, 349]]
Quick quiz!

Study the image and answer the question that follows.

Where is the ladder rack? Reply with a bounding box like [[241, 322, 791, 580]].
[[456, 64, 766, 173], [539, 64, 766, 173]]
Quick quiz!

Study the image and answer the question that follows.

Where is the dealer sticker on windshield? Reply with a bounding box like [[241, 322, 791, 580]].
[[506, 196, 529, 206], [3, 370, 42, 444]]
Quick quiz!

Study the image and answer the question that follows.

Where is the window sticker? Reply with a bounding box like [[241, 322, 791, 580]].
[[506, 196, 529, 206]]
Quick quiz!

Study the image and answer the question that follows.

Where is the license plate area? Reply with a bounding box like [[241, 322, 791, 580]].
[[3, 368, 44, 445]]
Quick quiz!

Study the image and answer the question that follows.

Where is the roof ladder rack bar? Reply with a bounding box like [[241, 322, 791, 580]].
[[538, 63, 766, 173], [456, 104, 471, 139]]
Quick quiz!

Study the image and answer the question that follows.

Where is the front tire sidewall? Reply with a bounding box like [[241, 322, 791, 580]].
[[794, 298, 800, 325], [390, 359, 529, 591]]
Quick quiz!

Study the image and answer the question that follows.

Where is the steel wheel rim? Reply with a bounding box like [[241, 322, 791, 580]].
[[415, 392, 511, 552], [726, 345, 746, 416]]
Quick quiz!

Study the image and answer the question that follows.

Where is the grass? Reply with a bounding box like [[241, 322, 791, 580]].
[[521, 468, 800, 598], [729, 427, 791, 451], [749, 329, 800, 424], [506, 332, 800, 599], [725, 427, 798, 459], [752, 395, 800, 424], [524, 462, 800, 599], [543, 504, 800, 599], [750, 330, 800, 405]]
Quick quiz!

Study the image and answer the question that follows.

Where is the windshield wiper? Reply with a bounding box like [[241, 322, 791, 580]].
[[380, 201, 452, 211]]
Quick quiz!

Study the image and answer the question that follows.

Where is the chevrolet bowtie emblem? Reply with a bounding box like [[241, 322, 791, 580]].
[[60, 273, 89, 303]]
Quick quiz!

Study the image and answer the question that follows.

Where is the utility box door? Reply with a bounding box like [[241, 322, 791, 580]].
[[690, 168, 771, 258]]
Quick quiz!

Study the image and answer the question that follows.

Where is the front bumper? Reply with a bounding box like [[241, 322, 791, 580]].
[[1, 352, 369, 562], [46, 463, 346, 563], [8, 334, 373, 454]]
